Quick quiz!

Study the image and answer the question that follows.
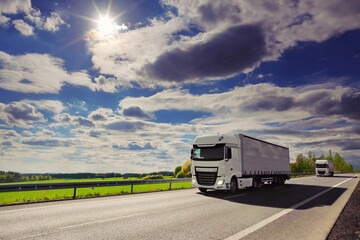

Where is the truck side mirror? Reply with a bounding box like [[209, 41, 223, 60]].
[[190, 149, 194, 160]]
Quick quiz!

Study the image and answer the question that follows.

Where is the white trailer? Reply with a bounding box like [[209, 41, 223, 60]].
[[315, 159, 334, 177], [191, 134, 290, 193]]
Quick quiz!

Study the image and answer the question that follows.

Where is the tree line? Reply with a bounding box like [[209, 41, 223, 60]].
[[0, 171, 174, 183], [290, 150, 354, 173]]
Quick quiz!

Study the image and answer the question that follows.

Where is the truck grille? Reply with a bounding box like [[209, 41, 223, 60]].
[[196, 171, 217, 186], [318, 170, 325, 175]]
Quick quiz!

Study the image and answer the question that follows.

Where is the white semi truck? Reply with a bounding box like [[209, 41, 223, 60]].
[[191, 134, 290, 193], [315, 159, 334, 177]]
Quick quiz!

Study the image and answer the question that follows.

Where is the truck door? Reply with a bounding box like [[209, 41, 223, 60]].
[[225, 147, 234, 173]]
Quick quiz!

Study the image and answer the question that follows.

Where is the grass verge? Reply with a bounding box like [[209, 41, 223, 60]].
[[0, 182, 192, 205]]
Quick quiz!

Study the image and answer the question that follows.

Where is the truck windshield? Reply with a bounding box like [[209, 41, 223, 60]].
[[192, 145, 224, 161], [316, 164, 328, 168]]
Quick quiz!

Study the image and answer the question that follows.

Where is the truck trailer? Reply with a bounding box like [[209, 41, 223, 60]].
[[315, 159, 334, 177], [191, 134, 290, 193]]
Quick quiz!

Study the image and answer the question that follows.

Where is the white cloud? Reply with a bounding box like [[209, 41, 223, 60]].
[[23, 100, 64, 114], [0, 101, 45, 127], [42, 11, 67, 32], [86, 0, 360, 87], [93, 75, 118, 93], [0, 15, 10, 26], [0, 0, 68, 35], [0, 0, 32, 15], [0, 51, 96, 93], [0, 100, 64, 127], [12, 19, 34, 36]]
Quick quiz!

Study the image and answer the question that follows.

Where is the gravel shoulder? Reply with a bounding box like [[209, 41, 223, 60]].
[[328, 180, 360, 240]]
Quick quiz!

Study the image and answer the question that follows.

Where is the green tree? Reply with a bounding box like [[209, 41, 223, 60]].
[[174, 166, 182, 177], [333, 152, 346, 172], [326, 150, 333, 161], [182, 160, 191, 174], [176, 171, 185, 178]]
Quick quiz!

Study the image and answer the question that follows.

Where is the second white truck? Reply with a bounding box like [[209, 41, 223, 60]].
[[315, 159, 334, 177], [191, 133, 290, 193]]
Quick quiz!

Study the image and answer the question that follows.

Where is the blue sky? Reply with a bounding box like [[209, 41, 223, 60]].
[[0, 0, 359, 173]]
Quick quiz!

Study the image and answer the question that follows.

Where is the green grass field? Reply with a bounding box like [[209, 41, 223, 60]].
[[0, 179, 192, 205]]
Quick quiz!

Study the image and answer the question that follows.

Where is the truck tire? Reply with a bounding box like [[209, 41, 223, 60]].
[[279, 176, 285, 185], [252, 177, 258, 188], [273, 176, 279, 185], [199, 188, 207, 193], [230, 178, 237, 193]]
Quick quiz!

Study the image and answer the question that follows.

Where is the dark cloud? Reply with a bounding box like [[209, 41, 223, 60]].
[[122, 106, 153, 119], [145, 24, 267, 82], [3, 102, 44, 123], [74, 116, 95, 127], [113, 142, 156, 150], [294, 138, 360, 151], [105, 121, 147, 132], [1, 141, 12, 146], [198, 3, 241, 25], [90, 114, 107, 121], [22, 138, 71, 147], [244, 96, 294, 111], [309, 90, 360, 120], [89, 130, 101, 138]]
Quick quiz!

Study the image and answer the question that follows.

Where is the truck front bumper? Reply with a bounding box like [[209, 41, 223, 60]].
[[192, 177, 229, 190]]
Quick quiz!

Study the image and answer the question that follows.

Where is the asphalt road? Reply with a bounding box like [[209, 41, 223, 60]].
[[0, 173, 358, 240]]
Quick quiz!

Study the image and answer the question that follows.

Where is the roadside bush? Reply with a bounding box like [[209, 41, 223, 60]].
[[182, 160, 191, 174], [174, 166, 182, 177], [185, 172, 192, 178], [142, 175, 164, 180], [176, 171, 185, 178]]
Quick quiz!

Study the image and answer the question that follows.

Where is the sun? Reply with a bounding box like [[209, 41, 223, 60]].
[[97, 16, 116, 36]]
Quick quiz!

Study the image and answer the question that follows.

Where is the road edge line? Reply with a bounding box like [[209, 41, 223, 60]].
[[224, 175, 357, 240]]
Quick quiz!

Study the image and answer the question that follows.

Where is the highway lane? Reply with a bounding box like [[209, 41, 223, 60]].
[[0, 173, 358, 240]]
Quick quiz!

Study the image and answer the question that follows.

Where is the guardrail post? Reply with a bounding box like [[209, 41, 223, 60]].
[[169, 182, 172, 190], [73, 187, 77, 199], [131, 184, 133, 194]]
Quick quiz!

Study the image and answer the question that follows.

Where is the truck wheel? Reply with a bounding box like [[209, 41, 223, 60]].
[[252, 178, 258, 188], [279, 176, 285, 185], [199, 188, 207, 193], [230, 178, 237, 193], [273, 176, 279, 185]]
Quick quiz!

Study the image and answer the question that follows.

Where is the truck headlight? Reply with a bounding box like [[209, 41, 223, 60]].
[[217, 179, 224, 185], [192, 179, 196, 183]]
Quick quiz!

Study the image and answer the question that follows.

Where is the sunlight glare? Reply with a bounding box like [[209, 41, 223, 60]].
[[97, 16, 115, 36]]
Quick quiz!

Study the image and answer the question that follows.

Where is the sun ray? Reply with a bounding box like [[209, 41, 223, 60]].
[[92, 0, 103, 18], [106, 0, 113, 18], [72, 13, 98, 23]]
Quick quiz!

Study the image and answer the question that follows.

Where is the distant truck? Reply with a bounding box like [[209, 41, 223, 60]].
[[315, 159, 334, 177], [190, 134, 290, 193]]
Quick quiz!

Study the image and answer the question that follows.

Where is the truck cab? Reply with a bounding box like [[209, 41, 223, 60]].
[[191, 134, 244, 193], [315, 159, 334, 177]]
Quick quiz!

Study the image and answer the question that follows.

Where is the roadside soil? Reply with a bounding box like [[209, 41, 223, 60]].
[[327, 180, 360, 240]]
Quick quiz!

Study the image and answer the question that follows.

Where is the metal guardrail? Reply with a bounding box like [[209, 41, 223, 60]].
[[289, 173, 315, 177], [0, 178, 192, 199]]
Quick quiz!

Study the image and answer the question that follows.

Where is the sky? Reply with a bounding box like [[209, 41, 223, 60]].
[[0, 0, 359, 173]]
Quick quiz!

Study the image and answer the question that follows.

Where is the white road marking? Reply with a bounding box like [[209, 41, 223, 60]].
[[59, 212, 145, 230], [224, 175, 357, 240], [224, 193, 246, 199]]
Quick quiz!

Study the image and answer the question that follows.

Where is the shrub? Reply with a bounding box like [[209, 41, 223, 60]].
[[174, 166, 182, 177], [142, 175, 164, 180], [185, 172, 192, 178], [176, 171, 185, 178], [182, 160, 192, 174]]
